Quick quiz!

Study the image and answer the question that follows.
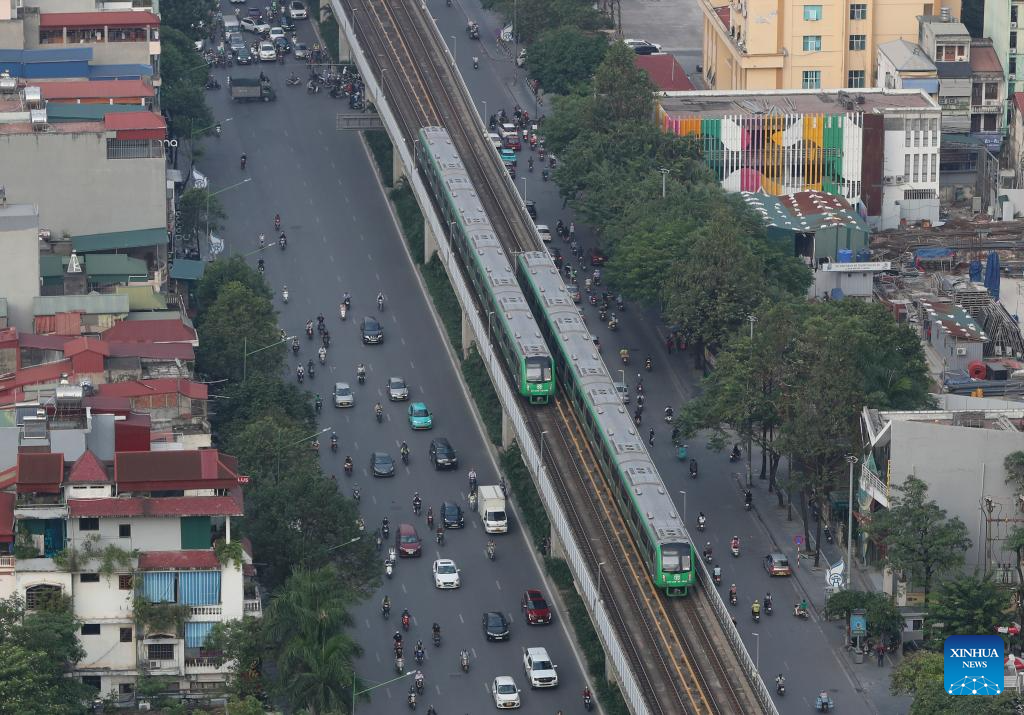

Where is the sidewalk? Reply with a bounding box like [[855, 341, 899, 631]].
[[746, 478, 913, 715]]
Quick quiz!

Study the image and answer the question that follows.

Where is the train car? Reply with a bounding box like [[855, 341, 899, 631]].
[[416, 126, 554, 404], [516, 251, 695, 595]]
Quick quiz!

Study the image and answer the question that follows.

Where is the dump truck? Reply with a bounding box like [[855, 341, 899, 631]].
[[479, 485, 508, 533], [230, 76, 276, 102]]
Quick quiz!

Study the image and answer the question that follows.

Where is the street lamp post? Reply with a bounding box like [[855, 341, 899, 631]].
[[752, 632, 760, 670], [595, 560, 606, 606], [521, 177, 527, 202], [845, 455, 859, 588], [206, 177, 252, 247], [657, 167, 671, 198], [352, 669, 415, 714], [746, 314, 758, 487], [327, 535, 361, 552], [450, 35, 457, 64], [276, 427, 331, 480], [243, 334, 295, 382]]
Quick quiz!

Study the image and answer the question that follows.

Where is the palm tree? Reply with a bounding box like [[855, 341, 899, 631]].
[[264, 566, 361, 714]]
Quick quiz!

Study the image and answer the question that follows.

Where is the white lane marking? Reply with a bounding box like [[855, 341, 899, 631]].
[[495, 579, 501, 591], [329, 254, 335, 263], [401, 337, 406, 346], [458, 613, 464, 624]]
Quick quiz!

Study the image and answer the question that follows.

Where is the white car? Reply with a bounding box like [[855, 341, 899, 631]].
[[257, 42, 277, 61], [624, 38, 663, 51], [492, 676, 521, 708], [268, 26, 285, 41], [522, 647, 558, 688], [488, 132, 502, 150], [240, 18, 270, 35], [289, 0, 308, 19], [432, 558, 461, 589], [535, 224, 552, 243]]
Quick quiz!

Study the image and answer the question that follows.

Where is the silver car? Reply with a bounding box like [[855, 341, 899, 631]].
[[334, 382, 355, 408], [613, 381, 630, 404], [387, 376, 409, 401]]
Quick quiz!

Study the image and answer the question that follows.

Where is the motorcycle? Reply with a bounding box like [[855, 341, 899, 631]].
[[729, 446, 742, 462], [542, 168, 549, 182], [608, 316, 618, 331], [824, 523, 834, 544], [382, 602, 391, 619], [353, 484, 360, 503], [279, 236, 287, 250], [744, 491, 753, 511], [286, 74, 302, 86], [753, 608, 761, 623], [696, 517, 706, 532], [486, 542, 496, 561], [689, 460, 698, 479], [460, 651, 469, 673], [306, 324, 314, 339], [432, 631, 441, 647], [407, 690, 416, 709], [583, 691, 593, 711], [340, 303, 347, 320], [402, 613, 411, 631], [472, 56, 479, 69], [385, 560, 393, 578], [282, 288, 289, 303], [712, 567, 722, 585], [319, 347, 327, 365], [357, 370, 366, 385], [415, 647, 425, 665], [794, 605, 810, 620], [307, 362, 315, 379], [765, 601, 773, 616], [776, 679, 785, 696], [330, 435, 337, 452], [382, 521, 390, 538], [645, 357, 653, 372], [401, 448, 409, 465], [344, 458, 353, 476], [729, 591, 737, 606], [414, 675, 424, 695], [274, 215, 281, 231], [730, 540, 740, 558], [375, 407, 383, 423]]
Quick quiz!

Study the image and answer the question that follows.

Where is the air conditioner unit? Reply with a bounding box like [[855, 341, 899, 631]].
[[1013, 22, 1018, 27], [884, 176, 895, 185], [895, 175, 906, 183], [148, 660, 162, 669], [955, 346, 968, 356]]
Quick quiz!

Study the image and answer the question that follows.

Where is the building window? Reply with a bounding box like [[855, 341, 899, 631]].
[[850, 3, 867, 19], [937, 44, 966, 62], [25, 584, 62, 611], [119, 523, 131, 538], [148, 643, 174, 661], [1014, 5, 1020, 23], [847, 70, 865, 88], [81, 623, 101, 636], [80, 572, 100, 583], [803, 35, 822, 52], [803, 4, 822, 20], [905, 155, 911, 177], [904, 188, 937, 200], [931, 158, 937, 181], [79, 518, 99, 531], [119, 683, 134, 696], [118, 574, 134, 590], [81, 676, 102, 692], [985, 82, 999, 100], [120, 627, 133, 643], [849, 35, 866, 51], [913, 155, 920, 181], [106, 139, 164, 160], [802, 70, 821, 88], [1013, 32, 1018, 50]]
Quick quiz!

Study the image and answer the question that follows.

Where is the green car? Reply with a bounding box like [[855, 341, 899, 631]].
[[500, 148, 517, 167], [407, 402, 433, 430]]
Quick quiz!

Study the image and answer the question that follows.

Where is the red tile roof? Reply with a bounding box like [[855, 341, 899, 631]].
[[0, 492, 13, 542], [0, 466, 17, 491], [103, 111, 166, 132], [64, 337, 110, 358], [17, 452, 64, 494], [34, 80, 154, 100], [970, 45, 1003, 74], [67, 450, 109, 483], [96, 378, 207, 400], [1015, 92, 1024, 116], [68, 491, 244, 518], [17, 333, 71, 351], [107, 342, 195, 360], [102, 319, 197, 344], [138, 550, 220, 571], [114, 450, 238, 491], [0, 359, 73, 405], [634, 54, 695, 92], [39, 11, 160, 27]]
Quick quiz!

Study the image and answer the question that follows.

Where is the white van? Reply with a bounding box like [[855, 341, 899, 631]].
[[223, 15, 241, 35]]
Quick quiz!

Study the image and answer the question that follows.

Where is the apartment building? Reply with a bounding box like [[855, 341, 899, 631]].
[[985, 0, 1024, 119], [700, 0, 961, 91], [0, 431, 257, 703], [656, 88, 941, 228]]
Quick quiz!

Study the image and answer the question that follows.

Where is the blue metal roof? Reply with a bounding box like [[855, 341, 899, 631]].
[[90, 63, 153, 79], [0, 48, 93, 63]]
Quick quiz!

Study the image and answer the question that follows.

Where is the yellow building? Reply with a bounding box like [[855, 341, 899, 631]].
[[700, 0, 962, 91]]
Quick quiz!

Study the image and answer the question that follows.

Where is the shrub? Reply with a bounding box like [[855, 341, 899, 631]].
[[461, 347, 502, 446], [421, 257, 462, 354], [390, 181, 425, 262], [501, 445, 549, 545], [364, 131, 394, 187]]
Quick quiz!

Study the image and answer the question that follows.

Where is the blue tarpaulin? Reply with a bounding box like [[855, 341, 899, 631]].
[[184, 622, 216, 648], [969, 259, 982, 282], [985, 251, 1001, 300], [915, 247, 955, 259]]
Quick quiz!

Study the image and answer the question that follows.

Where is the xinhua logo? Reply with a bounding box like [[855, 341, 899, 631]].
[[944, 635, 1004, 695]]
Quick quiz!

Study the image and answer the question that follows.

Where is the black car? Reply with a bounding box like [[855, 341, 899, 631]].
[[524, 200, 537, 220], [361, 316, 384, 345], [234, 45, 254, 65], [273, 36, 291, 54], [429, 438, 458, 470], [277, 15, 296, 31], [371, 451, 396, 478], [547, 246, 563, 269], [482, 611, 510, 641], [440, 501, 464, 528]]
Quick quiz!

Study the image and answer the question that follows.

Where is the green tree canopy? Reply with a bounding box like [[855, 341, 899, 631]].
[[865, 476, 971, 602], [213, 376, 315, 443], [891, 650, 1020, 714], [177, 187, 226, 247], [483, 0, 608, 43], [1004, 451, 1024, 494], [160, 27, 214, 137], [159, 0, 216, 38], [195, 281, 282, 383], [195, 255, 273, 315], [593, 42, 656, 124], [209, 617, 267, 701], [822, 589, 904, 641], [526, 27, 608, 95], [926, 574, 1009, 640]]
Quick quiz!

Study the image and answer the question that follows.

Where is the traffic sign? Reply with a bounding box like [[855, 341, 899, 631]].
[[794, 534, 804, 547], [826, 560, 846, 590], [850, 609, 867, 637]]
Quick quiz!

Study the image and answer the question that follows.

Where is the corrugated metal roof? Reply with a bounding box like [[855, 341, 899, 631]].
[[970, 45, 1003, 74], [72, 226, 165, 252], [81, 254, 148, 282], [169, 259, 206, 281], [17, 452, 64, 494], [634, 54, 695, 92], [104, 111, 165, 132], [0, 492, 13, 541], [138, 551, 222, 570], [877, 40, 936, 73], [114, 285, 168, 311], [71, 493, 243, 520], [102, 318, 196, 344], [40, 11, 160, 27], [34, 79, 153, 100], [45, 103, 148, 122], [33, 293, 130, 316], [0, 48, 93, 63], [89, 63, 153, 80]]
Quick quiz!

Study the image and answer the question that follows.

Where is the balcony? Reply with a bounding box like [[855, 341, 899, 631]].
[[188, 604, 222, 617], [185, 656, 226, 673], [243, 598, 262, 616], [861, 463, 889, 508], [0, 555, 14, 574]]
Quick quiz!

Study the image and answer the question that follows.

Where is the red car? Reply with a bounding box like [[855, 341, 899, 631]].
[[521, 588, 553, 625], [590, 249, 606, 266], [395, 523, 422, 558]]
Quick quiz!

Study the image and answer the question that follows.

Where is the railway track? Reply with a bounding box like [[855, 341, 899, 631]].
[[340, 2, 762, 711]]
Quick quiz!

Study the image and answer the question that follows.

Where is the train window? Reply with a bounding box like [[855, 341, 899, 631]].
[[661, 545, 683, 573]]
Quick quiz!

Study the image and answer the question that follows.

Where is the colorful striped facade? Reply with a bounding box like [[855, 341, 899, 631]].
[[657, 106, 865, 202]]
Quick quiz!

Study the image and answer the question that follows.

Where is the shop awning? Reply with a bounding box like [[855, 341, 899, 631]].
[[169, 259, 206, 281], [72, 227, 166, 253]]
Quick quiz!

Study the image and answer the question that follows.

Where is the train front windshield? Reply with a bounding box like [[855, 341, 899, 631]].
[[661, 544, 691, 573], [526, 357, 552, 383]]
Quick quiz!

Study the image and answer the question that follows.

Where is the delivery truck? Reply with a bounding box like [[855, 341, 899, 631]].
[[479, 485, 508, 533], [230, 76, 276, 102]]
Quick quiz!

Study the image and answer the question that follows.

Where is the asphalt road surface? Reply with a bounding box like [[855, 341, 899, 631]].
[[428, 1, 891, 712], [198, 4, 594, 712]]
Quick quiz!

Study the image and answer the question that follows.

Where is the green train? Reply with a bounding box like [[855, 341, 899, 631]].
[[416, 127, 554, 404], [517, 250, 696, 595]]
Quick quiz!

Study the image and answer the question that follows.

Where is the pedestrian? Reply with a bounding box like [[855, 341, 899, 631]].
[[876, 643, 885, 667], [637, 393, 645, 408], [569, 221, 575, 238], [666, 336, 674, 354], [648, 428, 655, 446]]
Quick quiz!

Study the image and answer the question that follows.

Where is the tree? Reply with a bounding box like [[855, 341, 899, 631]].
[[822, 589, 903, 642], [226, 697, 266, 715], [195, 255, 273, 316], [159, 0, 217, 38], [484, 0, 608, 43], [1004, 451, 1024, 494], [926, 574, 1008, 639], [526, 27, 607, 95], [208, 618, 267, 701], [195, 281, 282, 383], [592, 42, 655, 124], [865, 476, 971, 603], [264, 567, 363, 714], [159, 28, 214, 137], [177, 187, 226, 246], [891, 650, 1020, 714], [213, 376, 315, 442]]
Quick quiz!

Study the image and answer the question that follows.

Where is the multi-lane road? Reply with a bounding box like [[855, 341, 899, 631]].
[[199, 3, 593, 712]]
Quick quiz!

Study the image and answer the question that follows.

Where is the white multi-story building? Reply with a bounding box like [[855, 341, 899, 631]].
[[0, 446, 258, 704]]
